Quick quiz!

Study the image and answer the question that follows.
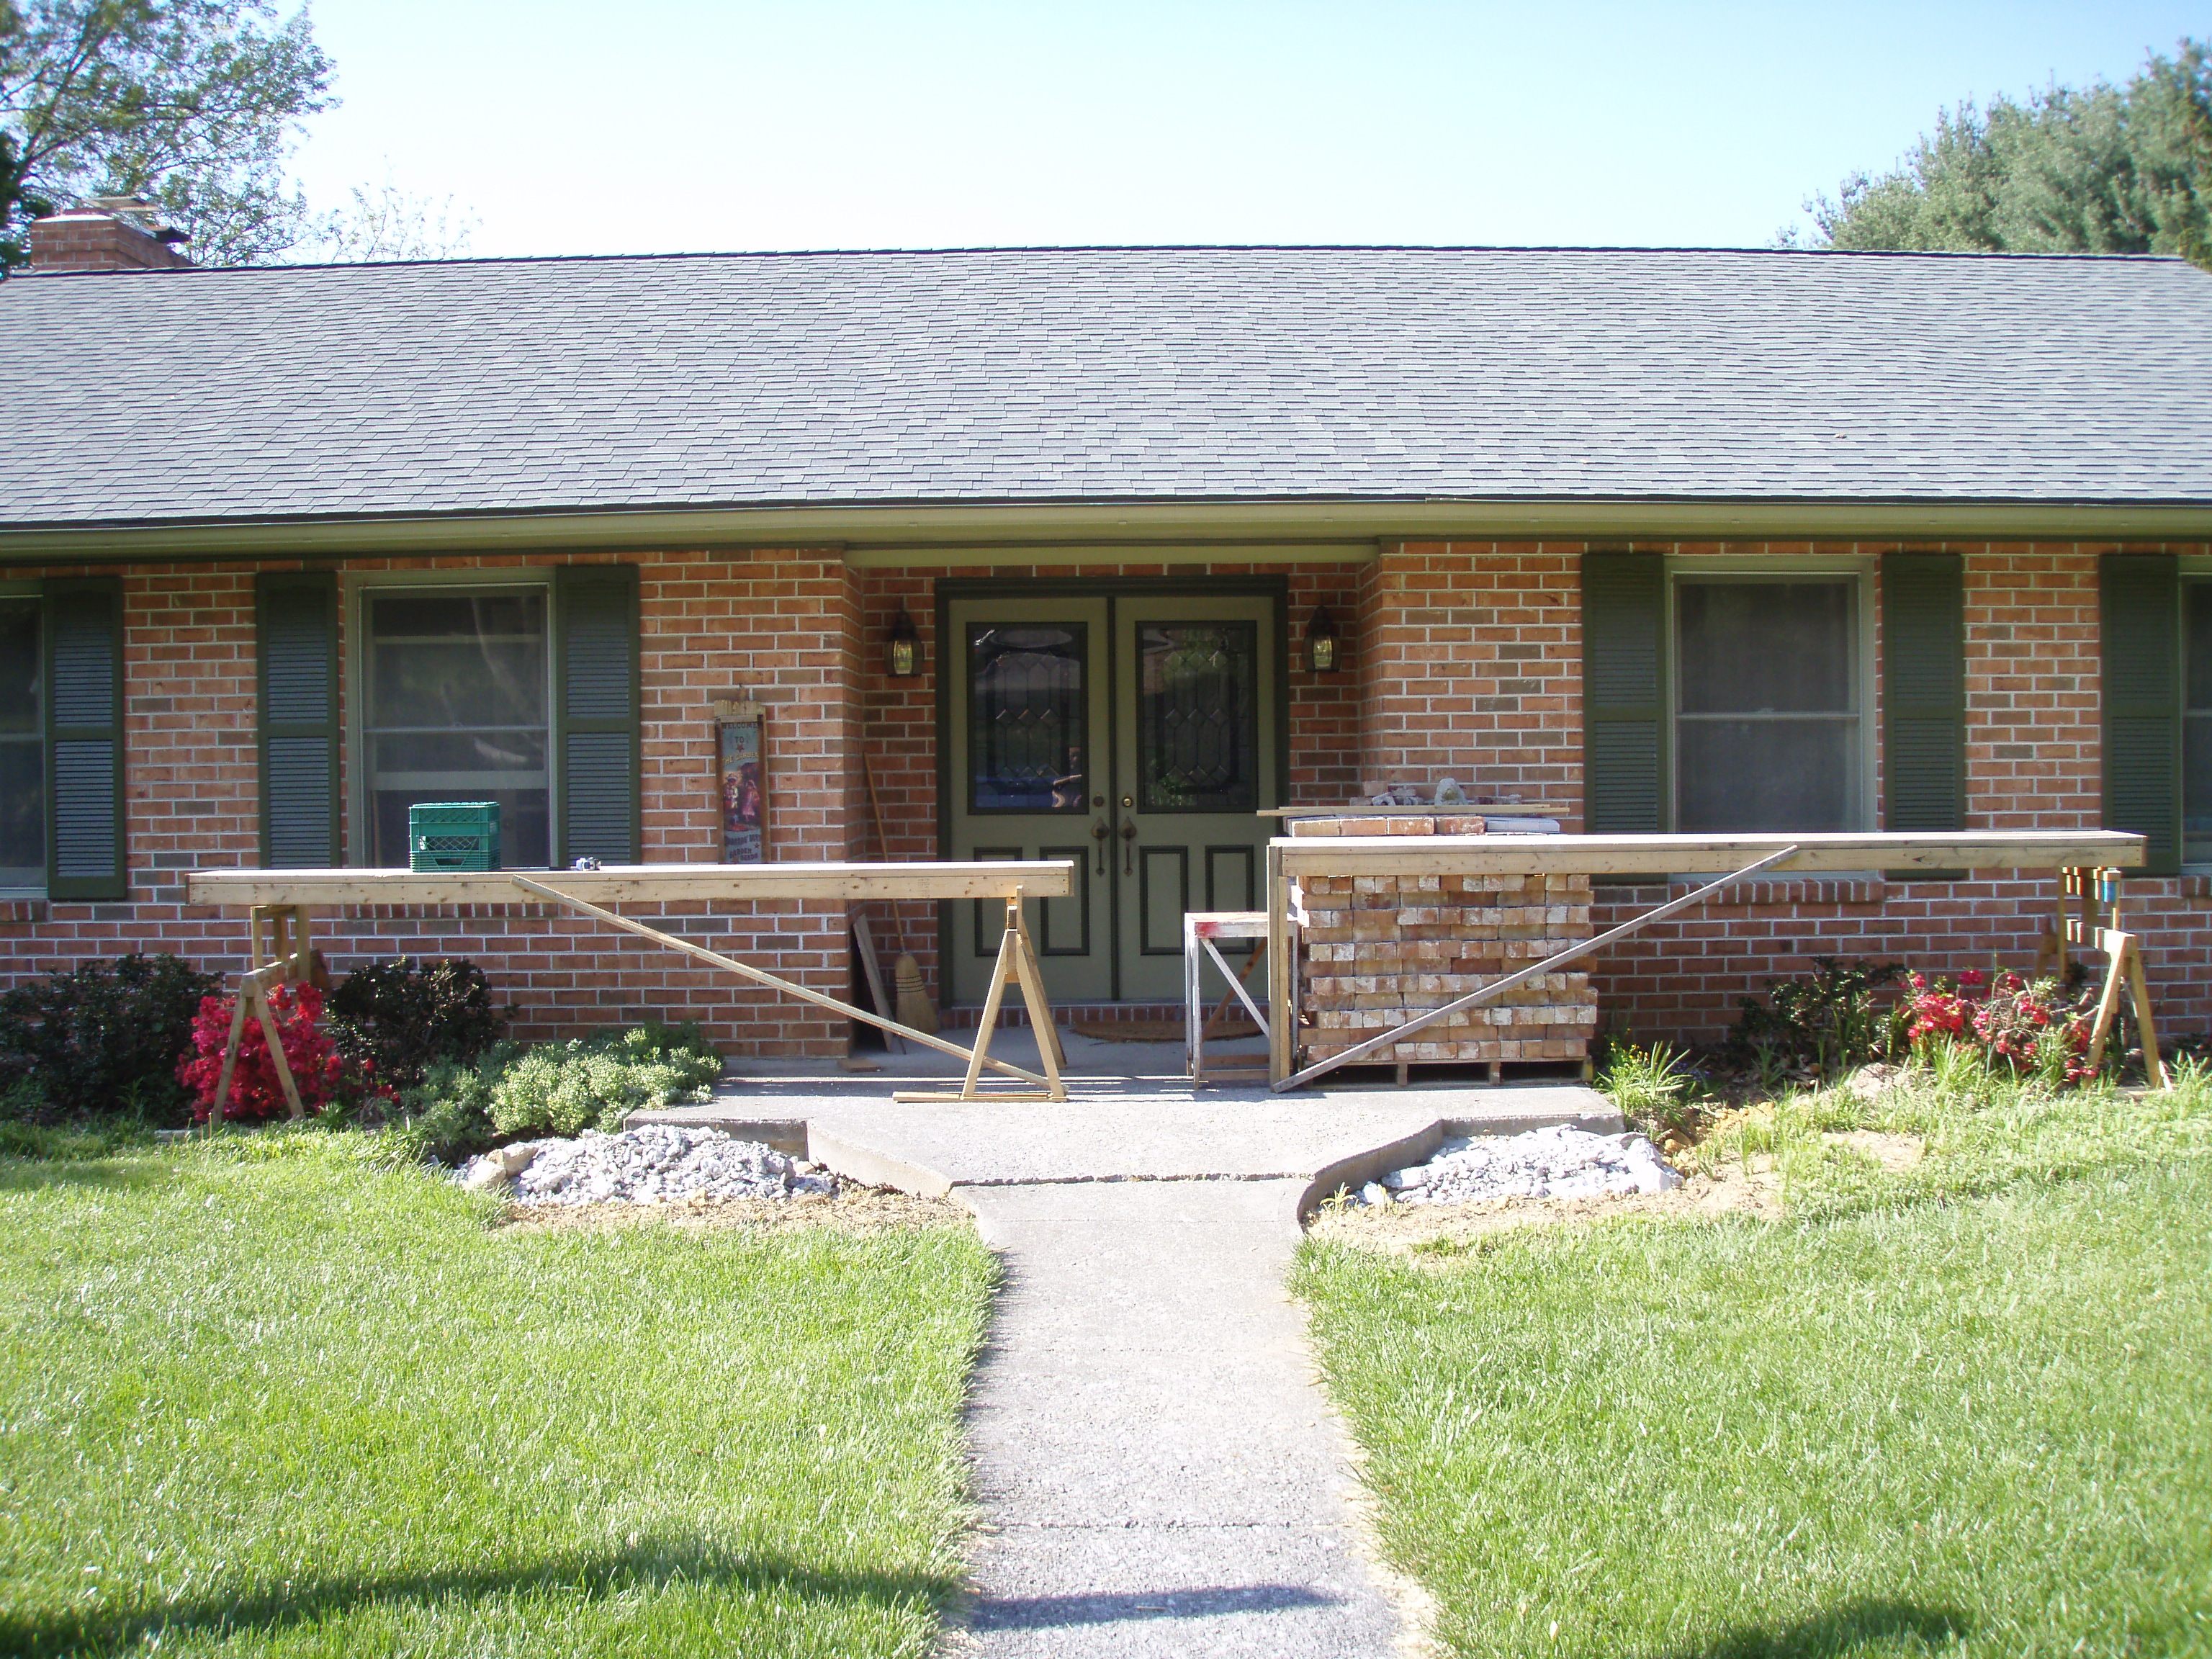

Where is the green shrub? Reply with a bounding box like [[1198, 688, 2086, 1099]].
[[385, 1023, 724, 1164], [1730, 953, 1906, 1080], [1595, 1040, 1700, 1141], [325, 957, 505, 1091], [487, 1023, 724, 1138], [0, 953, 218, 1125]]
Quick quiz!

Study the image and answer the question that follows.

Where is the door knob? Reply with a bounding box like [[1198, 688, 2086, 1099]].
[[1120, 816, 1137, 876], [1091, 818, 1109, 875]]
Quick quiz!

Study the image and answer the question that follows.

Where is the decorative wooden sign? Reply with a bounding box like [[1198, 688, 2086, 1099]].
[[712, 699, 766, 863]]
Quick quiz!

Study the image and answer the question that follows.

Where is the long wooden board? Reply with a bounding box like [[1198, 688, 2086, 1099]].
[[187, 860, 1076, 908], [1276, 830, 2144, 879]]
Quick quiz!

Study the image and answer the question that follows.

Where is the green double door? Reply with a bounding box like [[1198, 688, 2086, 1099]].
[[944, 590, 1280, 1006]]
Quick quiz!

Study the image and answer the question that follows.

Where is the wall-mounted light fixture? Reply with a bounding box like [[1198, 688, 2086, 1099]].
[[886, 608, 922, 678], [1305, 605, 1341, 673]]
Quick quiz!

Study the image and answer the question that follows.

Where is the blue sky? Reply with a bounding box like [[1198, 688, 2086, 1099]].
[[287, 1, 2212, 258]]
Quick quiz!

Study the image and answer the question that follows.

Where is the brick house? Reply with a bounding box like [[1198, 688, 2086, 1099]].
[[2, 218, 2208, 1056]]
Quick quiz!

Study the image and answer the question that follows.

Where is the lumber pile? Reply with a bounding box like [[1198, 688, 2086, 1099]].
[[1291, 814, 1596, 1067]]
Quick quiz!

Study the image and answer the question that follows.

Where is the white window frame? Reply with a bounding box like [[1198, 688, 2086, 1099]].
[[1661, 554, 1877, 835], [343, 568, 556, 870]]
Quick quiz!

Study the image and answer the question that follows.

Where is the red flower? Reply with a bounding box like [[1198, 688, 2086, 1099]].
[[1959, 968, 1987, 989], [176, 981, 348, 1123]]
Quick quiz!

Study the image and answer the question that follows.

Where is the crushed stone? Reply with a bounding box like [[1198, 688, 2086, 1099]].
[[1362, 1123, 1682, 1207], [459, 1125, 837, 1206]]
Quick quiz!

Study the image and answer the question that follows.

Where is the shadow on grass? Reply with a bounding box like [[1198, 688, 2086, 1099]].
[[0, 1537, 954, 1655], [1659, 1599, 1969, 1658], [0, 1155, 173, 1193]]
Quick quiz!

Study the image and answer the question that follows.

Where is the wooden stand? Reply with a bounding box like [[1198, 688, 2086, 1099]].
[[1183, 911, 1270, 1088], [187, 860, 1080, 1126], [1266, 830, 2155, 1090], [207, 904, 314, 1126], [895, 891, 1067, 1102], [2035, 865, 2167, 1087]]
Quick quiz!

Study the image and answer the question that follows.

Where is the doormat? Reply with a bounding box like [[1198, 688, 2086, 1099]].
[[1070, 1017, 1259, 1043]]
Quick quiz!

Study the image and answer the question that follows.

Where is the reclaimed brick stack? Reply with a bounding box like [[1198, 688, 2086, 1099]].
[[1291, 814, 1596, 1069]]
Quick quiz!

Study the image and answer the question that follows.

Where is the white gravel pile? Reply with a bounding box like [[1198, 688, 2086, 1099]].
[[461, 1125, 837, 1205], [1362, 1123, 1681, 1206]]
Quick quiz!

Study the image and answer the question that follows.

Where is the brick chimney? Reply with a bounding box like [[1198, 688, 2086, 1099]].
[[26, 200, 194, 274]]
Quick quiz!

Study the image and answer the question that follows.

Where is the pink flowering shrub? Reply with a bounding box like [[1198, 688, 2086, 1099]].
[[1905, 968, 2099, 1085]]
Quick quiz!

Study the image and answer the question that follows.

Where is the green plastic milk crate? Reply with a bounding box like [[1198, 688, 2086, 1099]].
[[409, 801, 503, 872]]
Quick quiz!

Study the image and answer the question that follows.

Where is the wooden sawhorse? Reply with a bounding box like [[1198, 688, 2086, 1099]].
[[2034, 864, 2167, 1087]]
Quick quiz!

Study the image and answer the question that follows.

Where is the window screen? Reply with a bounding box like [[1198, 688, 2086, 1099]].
[[1675, 580, 1861, 833], [364, 590, 550, 866], [2187, 583, 2212, 868], [0, 603, 40, 888]]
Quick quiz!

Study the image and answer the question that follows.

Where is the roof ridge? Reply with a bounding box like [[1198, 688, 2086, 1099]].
[[6, 243, 2195, 278]]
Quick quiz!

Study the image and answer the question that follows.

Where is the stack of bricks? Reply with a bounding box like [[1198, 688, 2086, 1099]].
[[1291, 814, 1596, 1068]]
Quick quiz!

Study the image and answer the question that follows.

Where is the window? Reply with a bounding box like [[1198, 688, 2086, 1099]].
[[2187, 580, 2212, 868], [0, 601, 41, 889], [968, 623, 1088, 812], [1673, 576, 1867, 833], [362, 589, 551, 867], [1137, 621, 1259, 814]]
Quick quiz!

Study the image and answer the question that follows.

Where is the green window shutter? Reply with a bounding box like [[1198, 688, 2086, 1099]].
[[1881, 552, 1965, 832], [2100, 552, 2182, 877], [1581, 550, 1665, 832], [43, 577, 125, 901], [554, 564, 640, 865], [256, 572, 340, 868]]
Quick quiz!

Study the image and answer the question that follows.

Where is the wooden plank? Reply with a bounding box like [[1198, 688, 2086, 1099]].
[[508, 876, 1056, 1088], [851, 914, 904, 1055], [187, 859, 1076, 908], [1267, 841, 1292, 1086], [1276, 830, 2144, 879], [1257, 802, 1573, 817]]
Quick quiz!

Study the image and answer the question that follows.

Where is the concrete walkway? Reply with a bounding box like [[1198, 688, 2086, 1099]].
[[642, 1033, 1614, 1657]]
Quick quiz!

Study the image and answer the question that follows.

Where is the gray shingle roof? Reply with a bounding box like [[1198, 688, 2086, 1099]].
[[3, 245, 2210, 529]]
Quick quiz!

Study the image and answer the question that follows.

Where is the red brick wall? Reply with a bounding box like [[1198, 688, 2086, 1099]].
[[1567, 540, 2209, 1044], [1357, 544, 1583, 811], [0, 549, 863, 1057], [4, 538, 2208, 1055]]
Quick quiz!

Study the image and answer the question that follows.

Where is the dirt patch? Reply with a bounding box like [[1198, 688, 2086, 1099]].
[[1308, 1161, 1781, 1256], [1824, 1128, 1925, 1171], [498, 1184, 971, 1236]]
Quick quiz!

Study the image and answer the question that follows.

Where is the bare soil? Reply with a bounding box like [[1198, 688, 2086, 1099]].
[[1308, 1160, 1781, 1256]]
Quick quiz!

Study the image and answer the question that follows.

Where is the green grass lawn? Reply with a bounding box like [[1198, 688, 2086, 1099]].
[[1297, 1070, 2212, 1658], [0, 1133, 994, 1657]]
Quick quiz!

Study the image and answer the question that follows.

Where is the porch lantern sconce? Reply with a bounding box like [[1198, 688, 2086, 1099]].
[[1305, 606, 1341, 673], [886, 608, 922, 678]]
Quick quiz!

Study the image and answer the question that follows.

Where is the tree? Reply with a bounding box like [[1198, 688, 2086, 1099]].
[[1794, 40, 2212, 269], [310, 176, 477, 263], [0, 0, 333, 270]]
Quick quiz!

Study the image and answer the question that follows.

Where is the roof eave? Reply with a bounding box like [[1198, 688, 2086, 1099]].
[[2, 494, 2210, 566]]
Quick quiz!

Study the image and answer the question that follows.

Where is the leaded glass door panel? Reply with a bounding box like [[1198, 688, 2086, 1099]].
[[1112, 595, 1278, 1002], [944, 597, 1112, 1004]]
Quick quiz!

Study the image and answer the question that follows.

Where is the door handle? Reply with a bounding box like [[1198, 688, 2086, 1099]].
[[1091, 817, 1109, 876], [1120, 816, 1137, 876]]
